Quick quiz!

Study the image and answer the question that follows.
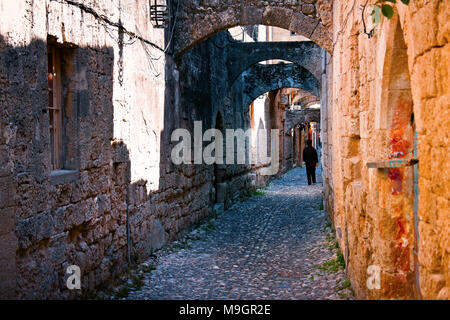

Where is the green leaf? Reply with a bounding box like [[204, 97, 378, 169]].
[[384, 0, 397, 3], [381, 4, 394, 19], [371, 5, 381, 25], [400, 0, 410, 4]]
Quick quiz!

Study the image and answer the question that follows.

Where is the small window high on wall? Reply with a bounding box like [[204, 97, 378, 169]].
[[47, 44, 63, 170]]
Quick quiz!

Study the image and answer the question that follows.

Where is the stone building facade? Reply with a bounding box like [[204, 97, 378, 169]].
[[0, 0, 448, 300]]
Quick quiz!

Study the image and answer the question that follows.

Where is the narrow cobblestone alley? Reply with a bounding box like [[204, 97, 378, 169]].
[[2, 0, 448, 302], [106, 168, 353, 300]]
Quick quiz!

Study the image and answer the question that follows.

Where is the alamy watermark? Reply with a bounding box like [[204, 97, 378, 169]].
[[66, 265, 81, 290], [171, 121, 280, 175], [366, 265, 381, 290]]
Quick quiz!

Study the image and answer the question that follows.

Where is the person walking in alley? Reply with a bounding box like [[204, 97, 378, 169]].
[[303, 139, 319, 185]]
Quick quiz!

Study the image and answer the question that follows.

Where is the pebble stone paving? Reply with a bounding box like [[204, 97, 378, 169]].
[[108, 167, 354, 300]]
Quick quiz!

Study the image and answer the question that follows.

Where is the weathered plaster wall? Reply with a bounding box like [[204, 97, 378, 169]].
[[292, 88, 321, 108]]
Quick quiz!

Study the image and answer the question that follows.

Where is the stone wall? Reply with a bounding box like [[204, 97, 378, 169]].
[[323, 0, 450, 299], [6, 0, 446, 301], [0, 0, 177, 299]]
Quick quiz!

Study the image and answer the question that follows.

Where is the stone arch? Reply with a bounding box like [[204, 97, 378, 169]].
[[227, 41, 324, 83], [233, 62, 320, 110], [296, 96, 320, 108], [174, 1, 333, 57]]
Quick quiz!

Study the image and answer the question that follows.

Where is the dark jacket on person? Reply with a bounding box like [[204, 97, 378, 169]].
[[303, 146, 318, 167]]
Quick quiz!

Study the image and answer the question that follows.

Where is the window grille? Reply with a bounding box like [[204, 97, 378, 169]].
[[150, 0, 169, 29]]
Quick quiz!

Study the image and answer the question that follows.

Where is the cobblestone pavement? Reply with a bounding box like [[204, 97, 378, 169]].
[[105, 167, 354, 300]]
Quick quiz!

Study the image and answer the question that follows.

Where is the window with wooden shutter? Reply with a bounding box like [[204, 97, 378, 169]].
[[47, 45, 62, 170]]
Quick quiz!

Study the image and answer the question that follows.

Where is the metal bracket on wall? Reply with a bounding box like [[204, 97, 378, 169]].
[[366, 158, 419, 169]]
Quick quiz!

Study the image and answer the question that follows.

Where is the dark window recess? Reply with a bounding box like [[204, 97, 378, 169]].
[[47, 39, 79, 181]]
